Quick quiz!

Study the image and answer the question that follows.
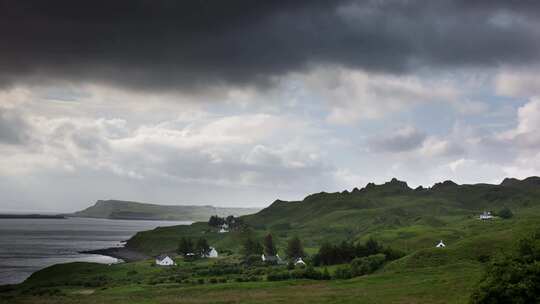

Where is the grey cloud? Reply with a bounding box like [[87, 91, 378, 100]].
[[370, 127, 426, 153], [0, 108, 30, 145], [1, 1, 540, 92]]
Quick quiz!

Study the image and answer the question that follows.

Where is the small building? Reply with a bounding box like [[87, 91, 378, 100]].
[[155, 254, 176, 266], [436, 240, 446, 248], [294, 257, 306, 266], [480, 211, 493, 220], [261, 254, 283, 264], [219, 223, 229, 233], [205, 247, 219, 258]]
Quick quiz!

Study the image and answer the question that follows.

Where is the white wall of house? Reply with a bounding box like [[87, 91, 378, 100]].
[[208, 247, 219, 258], [155, 256, 175, 266]]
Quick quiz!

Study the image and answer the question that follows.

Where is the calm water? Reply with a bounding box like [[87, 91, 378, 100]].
[[0, 217, 190, 285]]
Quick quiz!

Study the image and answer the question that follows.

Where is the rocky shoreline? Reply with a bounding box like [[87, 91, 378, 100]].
[[81, 247, 149, 262]]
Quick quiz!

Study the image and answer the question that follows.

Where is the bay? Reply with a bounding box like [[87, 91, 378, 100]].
[[0, 217, 190, 285]]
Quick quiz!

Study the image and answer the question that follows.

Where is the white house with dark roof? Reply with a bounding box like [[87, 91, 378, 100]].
[[155, 254, 175, 266], [219, 223, 229, 233], [261, 254, 283, 264], [436, 240, 446, 248], [480, 211, 494, 220], [203, 247, 219, 258]]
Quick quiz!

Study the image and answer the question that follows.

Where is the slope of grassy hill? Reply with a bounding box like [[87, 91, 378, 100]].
[[126, 177, 540, 255], [71, 200, 259, 221]]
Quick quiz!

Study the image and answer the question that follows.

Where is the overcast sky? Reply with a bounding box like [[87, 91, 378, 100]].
[[1, 0, 540, 212]]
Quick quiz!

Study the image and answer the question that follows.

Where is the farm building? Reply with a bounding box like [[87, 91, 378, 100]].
[[204, 247, 219, 258], [479, 211, 493, 220], [155, 255, 175, 266], [219, 223, 229, 233], [261, 254, 283, 264]]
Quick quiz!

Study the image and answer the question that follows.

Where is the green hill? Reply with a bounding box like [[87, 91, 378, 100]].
[[126, 177, 540, 255], [71, 200, 259, 221]]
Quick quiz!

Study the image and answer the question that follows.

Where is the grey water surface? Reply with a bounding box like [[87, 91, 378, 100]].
[[0, 217, 190, 285]]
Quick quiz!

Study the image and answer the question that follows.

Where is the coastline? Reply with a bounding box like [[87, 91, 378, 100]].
[[81, 247, 150, 262], [0, 214, 66, 219]]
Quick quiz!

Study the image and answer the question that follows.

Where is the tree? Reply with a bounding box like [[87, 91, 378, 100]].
[[365, 238, 382, 256], [470, 232, 540, 303], [498, 207, 514, 219], [226, 215, 236, 225], [286, 236, 305, 260], [177, 237, 194, 255], [242, 237, 263, 256], [208, 215, 225, 227], [316, 242, 335, 265], [264, 233, 277, 256], [195, 238, 210, 257]]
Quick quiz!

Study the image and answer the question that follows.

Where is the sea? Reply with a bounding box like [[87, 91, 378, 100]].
[[0, 217, 190, 285]]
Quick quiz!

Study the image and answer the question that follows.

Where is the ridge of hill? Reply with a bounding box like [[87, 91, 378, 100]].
[[126, 176, 540, 255], [71, 200, 259, 221]]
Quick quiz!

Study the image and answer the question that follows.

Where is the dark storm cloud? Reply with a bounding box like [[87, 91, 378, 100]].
[[1, 0, 540, 91]]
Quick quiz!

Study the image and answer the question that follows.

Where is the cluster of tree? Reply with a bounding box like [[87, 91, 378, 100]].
[[243, 234, 305, 258], [470, 231, 540, 303], [177, 237, 211, 257], [242, 236, 264, 257], [285, 236, 305, 260], [208, 215, 245, 230], [267, 266, 331, 281], [334, 254, 387, 279], [241, 233, 308, 266], [313, 238, 404, 266], [243, 233, 279, 257]]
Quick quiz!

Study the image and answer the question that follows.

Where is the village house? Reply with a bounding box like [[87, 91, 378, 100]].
[[294, 257, 306, 266], [261, 254, 283, 264], [479, 211, 493, 220], [155, 254, 175, 266], [219, 223, 229, 233], [436, 240, 446, 248], [204, 247, 219, 258]]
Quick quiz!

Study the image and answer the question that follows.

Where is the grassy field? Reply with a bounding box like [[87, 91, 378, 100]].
[[3, 261, 483, 304]]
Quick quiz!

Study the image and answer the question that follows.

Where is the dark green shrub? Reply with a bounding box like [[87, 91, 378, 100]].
[[267, 271, 290, 281], [334, 266, 352, 279], [470, 231, 540, 303], [126, 270, 138, 276], [350, 254, 386, 277], [498, 207, 514, 219]]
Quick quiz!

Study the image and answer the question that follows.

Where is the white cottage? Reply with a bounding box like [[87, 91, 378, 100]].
[[205, 247, 219, 258], [436, 240, 446, 248], [480, 211, 493, 220], [219, 223, 229, 233], [155, 254, 176, 266], [294, 257, 306, 266], [261, 254, 283, 264]]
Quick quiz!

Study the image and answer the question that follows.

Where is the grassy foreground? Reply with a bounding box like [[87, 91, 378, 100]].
[[3, 261, 482, 304]]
